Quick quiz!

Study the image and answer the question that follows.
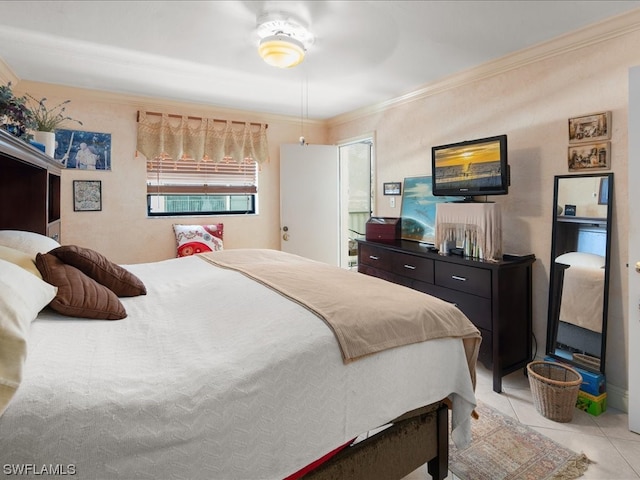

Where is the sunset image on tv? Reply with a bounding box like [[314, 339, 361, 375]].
[[434, 138, 503, 188]]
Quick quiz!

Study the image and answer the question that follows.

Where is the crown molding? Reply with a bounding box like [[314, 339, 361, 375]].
[[0, 56, 19, 86], [13, 80, 326, 129], [328, 7, 640, 128]]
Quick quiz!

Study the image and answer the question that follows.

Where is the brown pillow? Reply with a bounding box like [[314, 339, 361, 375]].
[[35, 253, 126, 320], [49, 245, 146, 297]]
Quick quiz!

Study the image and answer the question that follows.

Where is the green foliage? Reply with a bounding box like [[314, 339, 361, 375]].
[[0, 82, 37, 139], [26, 93, 83, 132]]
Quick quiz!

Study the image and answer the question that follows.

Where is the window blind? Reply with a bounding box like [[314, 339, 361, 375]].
[[146, 157, 257, 194]]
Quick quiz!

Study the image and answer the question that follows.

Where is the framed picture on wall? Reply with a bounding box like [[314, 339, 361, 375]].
[[383, 182, 401, 195], [568, 142, 610, 171], [568, 111, 611, 144], [55, 129, 112, 170], [73, 180, 102, 212]]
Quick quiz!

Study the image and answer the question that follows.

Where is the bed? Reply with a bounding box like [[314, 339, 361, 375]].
[[0, 229, 481, 480], [556, 251, 605, 334]]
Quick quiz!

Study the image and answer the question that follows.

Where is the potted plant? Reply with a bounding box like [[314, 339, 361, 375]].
[[27, 94, 83, 156], [0, 82, 37, 141]]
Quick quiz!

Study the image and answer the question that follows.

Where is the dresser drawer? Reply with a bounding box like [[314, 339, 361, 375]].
[[391, 252, 434, 284], [358, 243, 393, 271], [422, 283, 492, 331], [434, 262, 491, 298]]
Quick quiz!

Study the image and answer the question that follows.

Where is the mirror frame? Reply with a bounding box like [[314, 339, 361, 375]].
[[546, 172, 613, 374]]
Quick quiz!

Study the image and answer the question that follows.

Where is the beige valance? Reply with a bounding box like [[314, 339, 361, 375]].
[[136, 111, 269, 164]]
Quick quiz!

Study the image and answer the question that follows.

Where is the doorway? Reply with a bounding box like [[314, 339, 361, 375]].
[[279, 139, 373, 268], [339, 139, 374, 269], [628, 65, 640, 431]]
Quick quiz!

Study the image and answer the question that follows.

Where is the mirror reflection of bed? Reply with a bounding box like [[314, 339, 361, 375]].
[[547, 173, 613, 375], [555, 250, 605, 370]]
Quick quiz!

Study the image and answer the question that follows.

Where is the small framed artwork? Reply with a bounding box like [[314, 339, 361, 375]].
[[564, 204, 576, 216], [55, 129, 112, 170], [73, 180, 102, 212], [567, 142, 610, 171], [568, 111, 611, 144], [598, 176, 609, 205], [383, 182, 402, 195]]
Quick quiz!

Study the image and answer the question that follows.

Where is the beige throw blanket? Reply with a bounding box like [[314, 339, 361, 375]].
[[200, 249, 481, 381]]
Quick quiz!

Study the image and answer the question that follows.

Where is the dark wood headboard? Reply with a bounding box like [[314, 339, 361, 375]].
[[0, 129, 62, 240]]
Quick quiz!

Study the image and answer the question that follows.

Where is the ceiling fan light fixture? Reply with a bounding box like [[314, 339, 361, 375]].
[[256, 12, 313, 69], [258, 34, 305, 68]]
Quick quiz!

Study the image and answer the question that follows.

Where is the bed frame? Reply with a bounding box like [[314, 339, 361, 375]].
[[306, 402, 448, 480], [0, 129, 450, 480]]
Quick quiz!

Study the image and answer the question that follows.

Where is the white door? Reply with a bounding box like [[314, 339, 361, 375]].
[[629, 65, 640, 432], [280, 144, 340, 265]]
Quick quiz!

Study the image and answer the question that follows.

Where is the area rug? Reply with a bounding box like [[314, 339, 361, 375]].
[[449, 401, 591, 480]]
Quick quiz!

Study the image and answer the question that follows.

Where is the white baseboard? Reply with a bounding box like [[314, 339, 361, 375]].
[[606, 382, 628, 413]]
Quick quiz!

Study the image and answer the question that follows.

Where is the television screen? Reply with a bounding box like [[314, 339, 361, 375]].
[[431, 134, 509, 199]]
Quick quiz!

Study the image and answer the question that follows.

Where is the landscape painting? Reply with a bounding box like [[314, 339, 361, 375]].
[[400, 176, 457, 244]]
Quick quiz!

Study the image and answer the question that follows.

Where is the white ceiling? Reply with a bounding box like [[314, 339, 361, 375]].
[[1, 1, 639, 120]]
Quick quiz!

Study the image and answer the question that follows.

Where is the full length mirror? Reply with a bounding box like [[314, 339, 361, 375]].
[[546, 172, 613, 374]]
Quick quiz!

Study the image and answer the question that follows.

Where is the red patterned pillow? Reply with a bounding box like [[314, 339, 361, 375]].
[[173, 224, 224, 257]]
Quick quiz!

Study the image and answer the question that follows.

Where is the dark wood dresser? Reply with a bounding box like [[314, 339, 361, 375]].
[[357, 239, 535, 393]]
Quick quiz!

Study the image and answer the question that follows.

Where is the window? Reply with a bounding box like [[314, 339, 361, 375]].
[[146, 156, 258, 215], [137, 112, 268, 217]]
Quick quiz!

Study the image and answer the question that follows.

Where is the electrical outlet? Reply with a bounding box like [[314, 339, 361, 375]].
[[390, 197, 396, 208]]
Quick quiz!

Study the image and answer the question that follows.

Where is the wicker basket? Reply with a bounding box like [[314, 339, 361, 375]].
[[527, 361, 582, 423]]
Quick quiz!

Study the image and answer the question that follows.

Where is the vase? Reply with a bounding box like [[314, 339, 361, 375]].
[[33, 131, 56, 157]]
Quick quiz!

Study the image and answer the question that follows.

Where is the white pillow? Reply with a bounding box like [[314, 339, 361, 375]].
[[0, 259, 57, 416], [0, 230, 60, 258], [0, 244, 42, 278], [555, 252, 605, 269]]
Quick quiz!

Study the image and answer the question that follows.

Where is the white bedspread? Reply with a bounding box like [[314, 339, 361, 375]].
[[0, 254, 477, 480], [559, 265, 604, 333]]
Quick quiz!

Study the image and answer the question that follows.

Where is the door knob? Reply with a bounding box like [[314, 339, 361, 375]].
[[636, 261, 640, 273], [283, 233, 290, 241]]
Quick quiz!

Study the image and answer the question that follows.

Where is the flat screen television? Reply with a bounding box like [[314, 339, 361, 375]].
[[431, 134, 509, 200]]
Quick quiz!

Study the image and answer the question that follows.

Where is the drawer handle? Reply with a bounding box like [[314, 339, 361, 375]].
[[403, 264, 416, 270], [451, 275, 467, 282], [369, 255, 380, 261]]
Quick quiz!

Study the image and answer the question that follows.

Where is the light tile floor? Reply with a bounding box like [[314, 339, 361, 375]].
[[404, 363, 640, 480]]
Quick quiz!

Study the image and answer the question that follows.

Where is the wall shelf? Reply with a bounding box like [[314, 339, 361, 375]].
[[0, 129, 62, 240]]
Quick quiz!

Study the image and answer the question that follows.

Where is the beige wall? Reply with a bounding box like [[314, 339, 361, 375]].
[[11, 82, 327, 264], [327, 26, 638, 406]]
